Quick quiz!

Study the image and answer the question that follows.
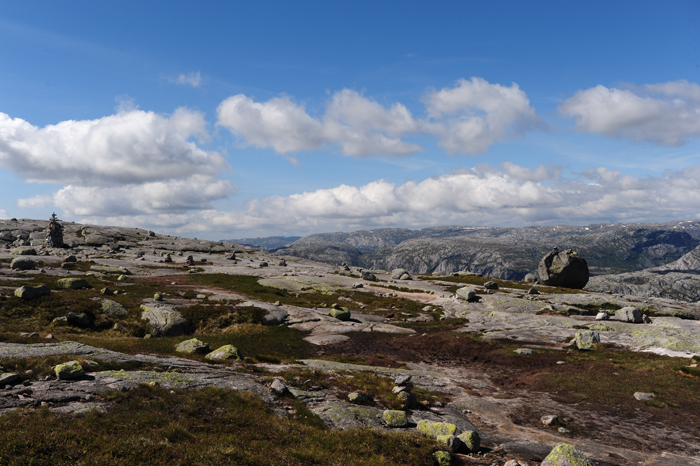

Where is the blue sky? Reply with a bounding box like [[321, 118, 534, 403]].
[[1, 1, 699, 239]]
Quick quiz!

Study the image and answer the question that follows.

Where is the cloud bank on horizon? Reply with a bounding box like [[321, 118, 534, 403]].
[[2, 77, 700, 236]]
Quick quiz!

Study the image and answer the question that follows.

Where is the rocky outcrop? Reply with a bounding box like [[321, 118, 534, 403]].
[[538, 248, 589, 289], [586, 271, 700, 303]]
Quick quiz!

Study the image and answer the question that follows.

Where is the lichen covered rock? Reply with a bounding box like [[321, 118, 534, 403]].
[[205, 345, 243, 361], [432, 451, 451, 466], [57, 278, 89, 289], [329, 307, 351, 321], [575, 330, 600, 350], [175, 338, 210, 354], [457, 430, 481, 452], [541, 442, 594, 466], [14, 285, 50, 300], [436, 434, 462, 452], [417, 419, 457, 437], [101, 299, 128, 317], [55, 360, 85, 380], [382, 409, 408, 427]]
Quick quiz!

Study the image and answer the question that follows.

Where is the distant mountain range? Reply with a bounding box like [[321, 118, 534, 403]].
[[227, 221, 700, 282], [222, 236, 302, 250]]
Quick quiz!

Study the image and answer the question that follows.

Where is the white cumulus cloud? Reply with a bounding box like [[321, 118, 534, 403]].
[[560, 80, 700, 145], [167, 163, 700, 237], [216, 78, 538, 157], [422, 78, 538, 154], [4, 106, 234, 219], [0, 107, 225, 185]]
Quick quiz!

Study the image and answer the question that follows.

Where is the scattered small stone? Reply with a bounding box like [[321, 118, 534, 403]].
[[484, 281, 498, 290], [154, 293, 163, 301], [45, 334, 55, 339], [504, 461, 527, 466], [528, 288, 540, 295], [514, 348, 534, 356], [352, 283, 363, 289], [595, 312, 609, 321], [394, 374, 412, 385], [347, 392, 368, 403], [541, 414, 558, 426], [558, 427, 571, 433], [556, 361, 566, 365], [100, 287, 114, 296], [196, 294, 207, 299], [634, 392, 655, 401], [270, 378, 288, 395]]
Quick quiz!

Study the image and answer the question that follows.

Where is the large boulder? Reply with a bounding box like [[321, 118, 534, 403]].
[[140, 306, 190, 336], [538, 248, 589, 289], [14, 285, 50, 300], [10, 257, 35, 270]]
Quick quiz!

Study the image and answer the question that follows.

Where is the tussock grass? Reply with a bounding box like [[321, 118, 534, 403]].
[[0, 385, 442, 466]]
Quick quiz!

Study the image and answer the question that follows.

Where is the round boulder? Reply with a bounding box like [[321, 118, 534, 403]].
[[538, 248, 589, 289]]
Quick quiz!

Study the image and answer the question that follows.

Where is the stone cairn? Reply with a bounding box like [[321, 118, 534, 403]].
[[46, 212, 64, 248]]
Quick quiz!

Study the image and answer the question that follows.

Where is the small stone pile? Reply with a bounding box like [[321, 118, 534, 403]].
[[392, 375, 416, 409]]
